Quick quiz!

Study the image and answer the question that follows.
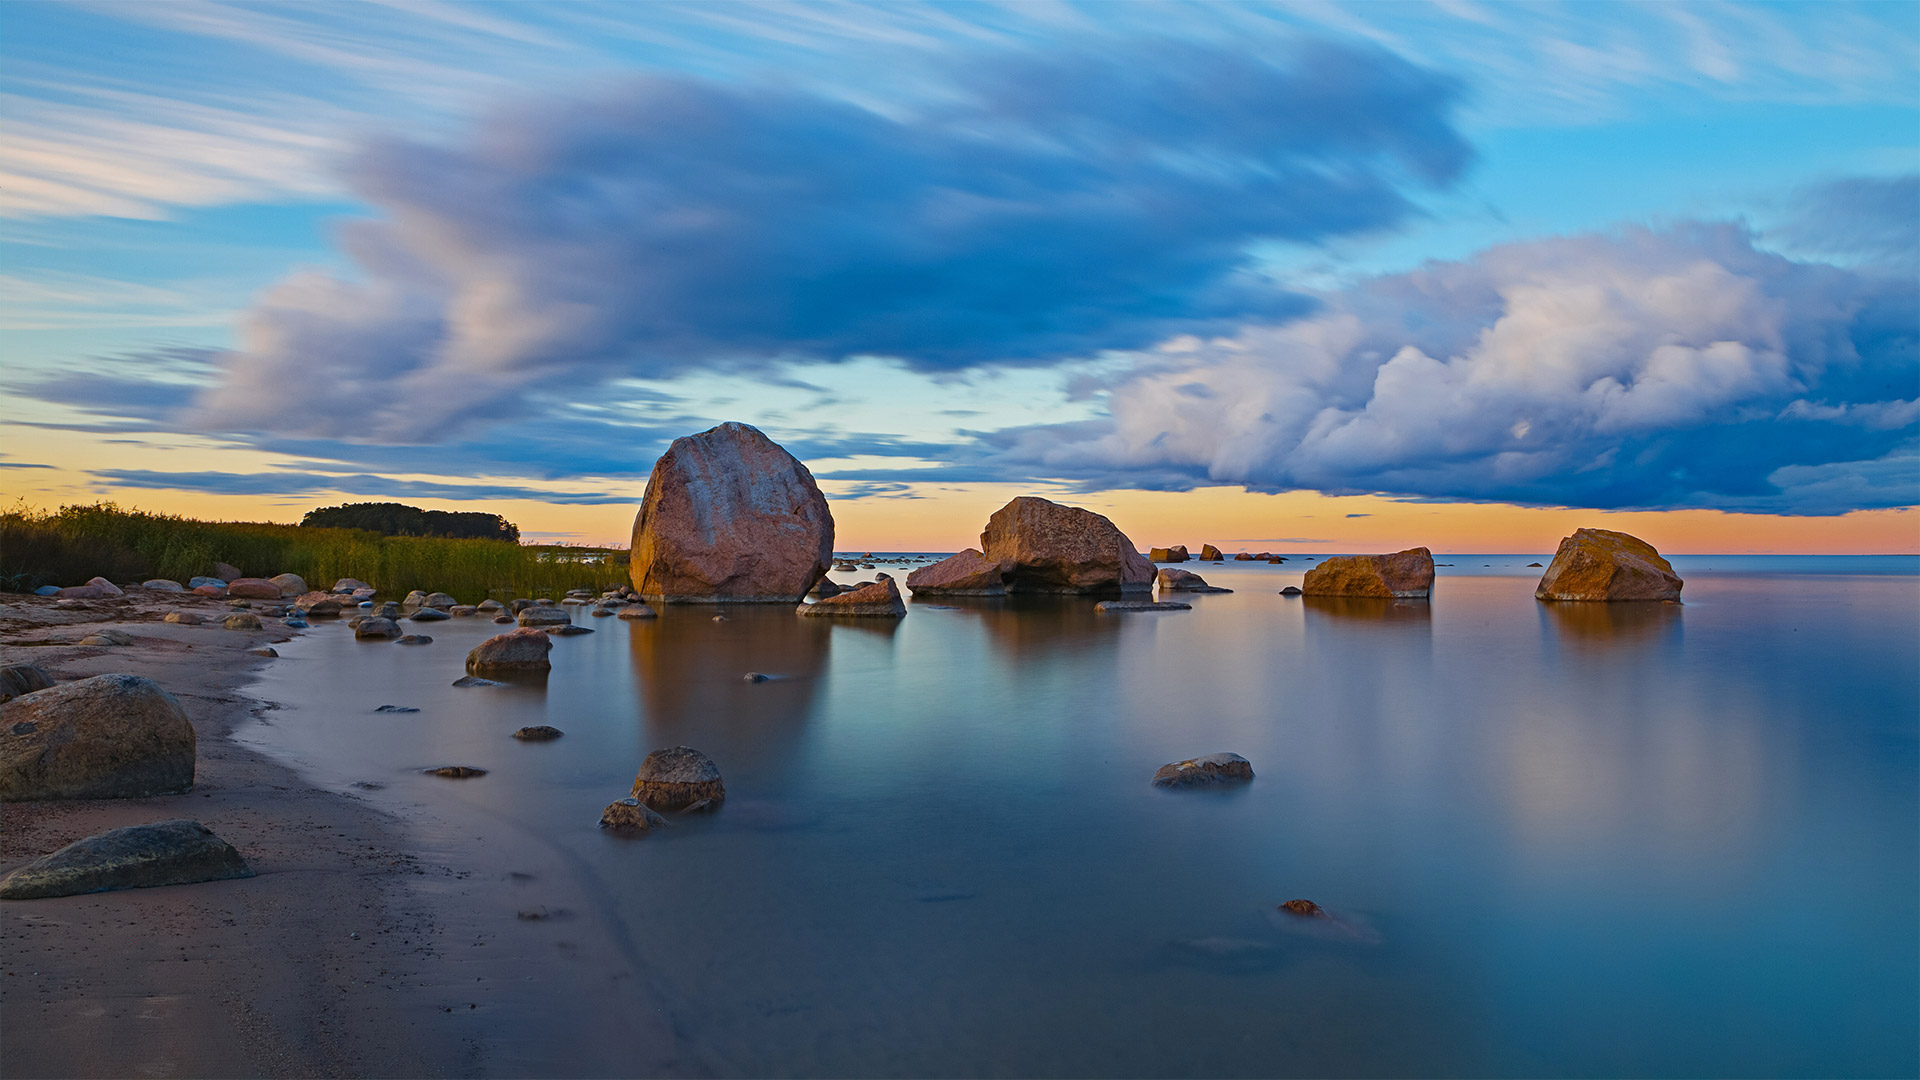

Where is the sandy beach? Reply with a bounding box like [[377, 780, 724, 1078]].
[[0, 591, 687, 1079]]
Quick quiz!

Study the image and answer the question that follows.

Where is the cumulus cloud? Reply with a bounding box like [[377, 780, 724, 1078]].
[[193, 35, 1469, 437], [965, 223, 1918, 514]]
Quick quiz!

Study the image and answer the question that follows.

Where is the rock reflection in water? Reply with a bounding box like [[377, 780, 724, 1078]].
[[1301, 595, 1434, 625], [909, 593, 1120, 662], [1537, 598, 1682, 648], [626, 606, 829, 770]]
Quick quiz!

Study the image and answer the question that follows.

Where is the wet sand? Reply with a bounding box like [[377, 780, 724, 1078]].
[[0, 591, 686, 1079]]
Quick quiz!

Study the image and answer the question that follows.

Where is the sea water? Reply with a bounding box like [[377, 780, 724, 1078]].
[[241, 556, 1919, 1077]]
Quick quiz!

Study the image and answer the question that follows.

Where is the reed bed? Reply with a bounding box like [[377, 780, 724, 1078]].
[[0, 502, 627, 603]]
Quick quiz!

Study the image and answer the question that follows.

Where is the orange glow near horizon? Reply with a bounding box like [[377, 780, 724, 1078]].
[[6, 471, 1915, 556]]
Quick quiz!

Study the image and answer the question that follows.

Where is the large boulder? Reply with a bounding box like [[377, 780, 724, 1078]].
[[798, 576, 906, 617], [628, 422, 834, 603], [1301, 548, 1434, 598], [981, 497, 1154, 595], [1535, 528, 1684, 602], [0, 664, 55, 703], [631, 746, 725, 813], [226, 578, 282, 600], [1157, 567, 1231, 593], [905, 548, 1005, 596], [0, 819, 252, 900], [0, 674, 196, 801], [354, 617, 401, 639], [1200, 544, 1223, 561], [466, 629, 553, 674], [268, 573, 308, 597]]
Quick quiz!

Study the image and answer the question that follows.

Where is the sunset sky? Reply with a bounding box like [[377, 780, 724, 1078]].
[[3, 1, 1916, 552]]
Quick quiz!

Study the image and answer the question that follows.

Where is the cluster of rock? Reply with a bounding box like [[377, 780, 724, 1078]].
[[797, 575, 906, 617], [907, 497, 1155, 597], [600, 746, 726, 836]]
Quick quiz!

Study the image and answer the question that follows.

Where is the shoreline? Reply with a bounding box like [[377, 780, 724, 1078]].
[[0, 591, 688, 1078]]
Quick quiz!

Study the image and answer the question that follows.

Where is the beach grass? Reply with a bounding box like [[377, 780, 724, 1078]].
[[0, 502, 627, 603]]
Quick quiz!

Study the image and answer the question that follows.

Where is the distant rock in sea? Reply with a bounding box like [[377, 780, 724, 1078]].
[[1200, 544, 1223, 561], [1156, 567, 1230, 593], [1535, 529, 1683, 602], [1151, 753, 1254, 788], [1095, 600, 1191, 612], [629, 421, 834, 604]]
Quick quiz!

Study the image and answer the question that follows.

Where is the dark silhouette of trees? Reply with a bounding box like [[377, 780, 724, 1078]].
[[300, 502, 520, 542]]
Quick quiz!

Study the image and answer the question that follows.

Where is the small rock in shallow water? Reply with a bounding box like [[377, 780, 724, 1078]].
[[631, 746, 725, 812], [394, 634, 432, 645], [410, 608, 450, 622], [599, 797, 668, 833], [1279, 586, 1302, 596], [375, 705, 419, 713], [493, 615, 514, 624], [451, 675, 504, 688], [354, 617, 400, 640], [283, 618, 308, 629], [711, 615, 728, 623], [1152, 752, 1254, 788], [546, 625, 593, 636], [742, 672, 771, 682], [250, 647, 278, 658], [512, 725, 563, 741], [0, 819, 252, 900], [617, 604, 658, 620], [1279, 899, 1329, 919], [1095, 600, 1191, 612], [425, 765, 486, 778]]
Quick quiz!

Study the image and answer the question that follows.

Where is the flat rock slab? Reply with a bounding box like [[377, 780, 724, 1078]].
[[0, 819, 252, 900], [1152, 752, 1254, 788], [1096, 600, 1192, 612]]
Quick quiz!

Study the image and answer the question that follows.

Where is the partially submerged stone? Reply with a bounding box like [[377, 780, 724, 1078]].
[[0, 819, 251, 900], [600, 797, 668, 834], [293, 593, 343, 616], [410, 608, 450, 622], [631, 746, 725, 813], [1, 674, 195, 801], [1095, 600, 1192, 612], [332, 578, 372, 593], [629, 422, 835, 603], [1151, 752, 1254, 789], [798, 576, 906, 617], [451, 675, 504, 688], [982, 497, 1154, 595], [1279, 899, 1329, 919], [617, 604, 659, 620], [1200, 544, 1223, 561], [1157, 567, 1230, 593], [466, 629, 553, 675], [476, 599, 504, 612], [1535, 528, 1683, 602], [422, 592, 458, 608], [1301, 548, 1435, 599], [905, 548, 1005, 596], [395, 634, 433, 645], [425, 765, 486, 778], [547, 625, 594, 636], [0, 664, 55, 704], [517, 605, 571, 627], [354, 617, 401, 639], [512, 725, 563, 741], [1279, 586, 1302, 596], [1148, 546, 1189, 562]]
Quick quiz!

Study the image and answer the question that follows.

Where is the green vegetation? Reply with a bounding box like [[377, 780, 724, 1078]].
[[301, 501, 520, 542], [0, 502, 625, 603]]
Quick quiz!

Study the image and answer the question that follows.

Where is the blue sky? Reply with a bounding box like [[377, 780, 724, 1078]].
[[2, 1, 1916, 544]]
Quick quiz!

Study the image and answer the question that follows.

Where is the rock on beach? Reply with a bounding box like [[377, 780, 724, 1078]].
[[1535, 528, 1684, 602], [1301, 548, 1435, 599], [629, 421, 834, 604], [0, 664, 55, 703], [0, 819, 252, 900], [0, 674, 196, 801]]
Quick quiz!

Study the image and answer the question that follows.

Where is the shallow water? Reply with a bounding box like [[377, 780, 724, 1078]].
[[243, 557, 1919, 1077]]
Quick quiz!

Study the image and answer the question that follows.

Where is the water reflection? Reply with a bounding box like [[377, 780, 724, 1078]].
[[1301, 596, 1434, 625], [627, 606, 829, 768], [1537, 600, 1682, 649], [911, 594, 1120, 662]]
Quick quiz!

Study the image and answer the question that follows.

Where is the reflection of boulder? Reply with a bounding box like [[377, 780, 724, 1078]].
[[629, 422, 834, 603], [1535, 529, 1683, 601], [1302, 548, 1434, 598], [1539, 598, 1682, 644], [1301, 596, 1433, 623], [628, 607, 829, 762]]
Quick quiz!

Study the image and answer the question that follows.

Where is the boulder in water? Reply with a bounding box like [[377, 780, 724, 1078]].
[[0, 674, 195, 801], [798, 576, 906, 617], [1151, 752, 1254, 789], [631, 746, 725, 812], [466, 629, 553, 674], [1157, 567, 1230, 593], [0, 819, 251, 900], [517, 605, 571, 627], [354, 617, 400, 639], [422, 592, 457, 608], [617, 604, 659, 620], [1148, 546, 1190, 563], [600, 797, 668, 834], [905, 548, 1005, 596], [1279, 586, 1302, 596], [512, 725, 563, 741], [410, 607, 450, 622], [1200, 544, 1223, 561], [628, 422, 834, 603], [980, 497, 1153, 595], [477, 599, 504, 612], [1301, 548, 1435, 599], [1535, 529, 1683, 602], [332, 578, 372, 593]]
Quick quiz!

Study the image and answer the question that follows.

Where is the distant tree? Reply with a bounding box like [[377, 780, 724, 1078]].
[[300, 502, 519, 542]]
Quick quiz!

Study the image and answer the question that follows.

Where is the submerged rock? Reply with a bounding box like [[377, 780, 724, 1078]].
[[1279, 899, 1329, 919], [354, 617, 401, 639], [904, 548, 1005, 596], [629, 422, 835, 603], [600, 797, 668, 834], [1151, 752, 1254, 789], [410, 608, 450, 622], [425, 765, 486, 778], [1095, 600, 1191, 612], [492, 615, 515, 624], [1535, 528, 1684, 602], [517, 605, 571, 628], [617, 604, 659, 620], [631, 746, 725, 813], [395, 634, 433, 645], [451, 675, 504, 688], [512, 725, 563, 741], [1156, 567, 1230, 593], [982, 497, 1154, 595], [1301, 548, 1435, 599], [0, 819, 251, 900], [0, 674, 195, 801], [546, 625, 594, 636], [798, 576, 906, 617], [466, 629, 553, 674], [0, 664, 55, 704]]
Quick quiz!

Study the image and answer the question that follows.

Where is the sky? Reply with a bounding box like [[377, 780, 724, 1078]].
[[2, 0, 1916, 553]]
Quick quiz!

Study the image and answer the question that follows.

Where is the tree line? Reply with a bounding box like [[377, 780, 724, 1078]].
[[300, 502, 520, 542]]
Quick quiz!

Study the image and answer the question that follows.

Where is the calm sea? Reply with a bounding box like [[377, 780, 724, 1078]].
[[243, 555, 1919, 1077]]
